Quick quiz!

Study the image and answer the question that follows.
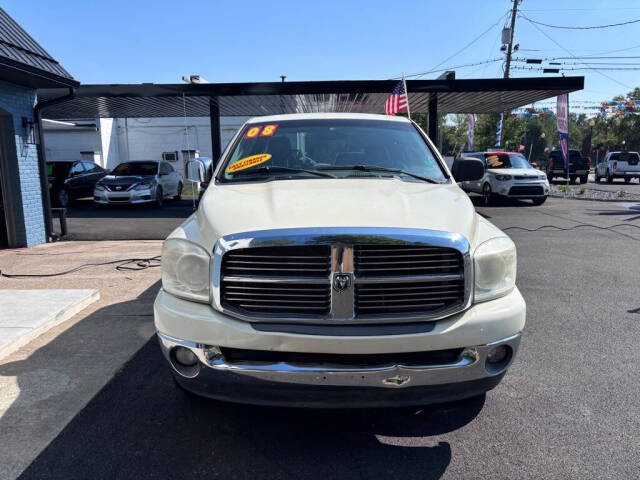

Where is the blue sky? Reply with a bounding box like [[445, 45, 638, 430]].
[[5, 0, 640, 103]]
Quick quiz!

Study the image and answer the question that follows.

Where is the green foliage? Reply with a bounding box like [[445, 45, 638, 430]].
[[578, 186, 586, 195], [558, 185, 569, 192]]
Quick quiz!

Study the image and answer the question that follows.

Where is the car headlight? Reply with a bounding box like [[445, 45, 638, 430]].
[[474, 236, 517, 303], [162, 238, 211, 303], [133, 182, 151, 190], [495, 174, 512, 181], [94, 184, 105, 191]]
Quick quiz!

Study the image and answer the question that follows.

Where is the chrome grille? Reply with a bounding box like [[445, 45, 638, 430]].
[[213, 228, 471, 324], [220, 245, 331, 315]]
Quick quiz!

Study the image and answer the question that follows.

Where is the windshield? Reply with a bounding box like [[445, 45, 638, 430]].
[[219, 119, 447, 183], [610, 152, 640, 162], [112, 162, 158, 176], [485, 153, 532, 169]]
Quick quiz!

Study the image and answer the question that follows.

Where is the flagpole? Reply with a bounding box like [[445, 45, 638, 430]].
[[402, 73, 411, 120]]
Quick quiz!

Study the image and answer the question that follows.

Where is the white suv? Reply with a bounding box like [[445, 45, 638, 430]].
[[462, 152, 549, 205], [154, 113, 525, 407]]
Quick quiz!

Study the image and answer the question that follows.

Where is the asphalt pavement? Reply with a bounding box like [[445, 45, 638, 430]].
[[58, 198, 197, 240], [16, 196, 640, 479]]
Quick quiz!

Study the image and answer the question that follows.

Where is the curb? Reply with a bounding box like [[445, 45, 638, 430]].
[[0, 289, 100, 362], [548, 193, 640, 203]]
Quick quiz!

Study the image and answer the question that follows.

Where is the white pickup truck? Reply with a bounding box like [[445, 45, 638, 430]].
[[154, 113, 525, 407], [595, 151, 640, 183]]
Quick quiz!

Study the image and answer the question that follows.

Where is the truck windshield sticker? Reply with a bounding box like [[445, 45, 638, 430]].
[[226, 154, 272, 173], [244, 124, 279, 139]]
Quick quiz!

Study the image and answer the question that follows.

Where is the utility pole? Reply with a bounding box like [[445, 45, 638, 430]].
[[499, 0, 520, 148], [503, 0, 520, 79]]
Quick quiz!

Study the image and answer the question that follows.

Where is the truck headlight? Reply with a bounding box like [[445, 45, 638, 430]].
[[474, 236, 516, 302], [162, 238, 211, 303]]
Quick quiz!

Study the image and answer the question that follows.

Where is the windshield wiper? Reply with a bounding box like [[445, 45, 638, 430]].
[[231, 165, 336, 178], [318, 165, 441, 184]]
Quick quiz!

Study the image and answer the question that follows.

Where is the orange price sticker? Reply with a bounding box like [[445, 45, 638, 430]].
[[260, 124, 278, 136], [226, 154, 272, 173], [245, 126, 262, 139]]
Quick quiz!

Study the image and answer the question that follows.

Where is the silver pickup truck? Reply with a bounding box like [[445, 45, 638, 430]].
[[595, 151, 640, 184]]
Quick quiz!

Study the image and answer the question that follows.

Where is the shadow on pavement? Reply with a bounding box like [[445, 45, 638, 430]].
[[9, 287, 485, 480], [0, 281, 161, 480], [65, 198, 195, 219]]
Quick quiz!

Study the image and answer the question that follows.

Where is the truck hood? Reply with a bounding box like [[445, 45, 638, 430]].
[[194, 178, 479, 250]]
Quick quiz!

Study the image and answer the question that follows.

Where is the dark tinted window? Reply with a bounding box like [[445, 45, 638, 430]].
[[112, 162, 158, 176], [70, 162, 86, 175], [82, 161, 102, 173], [46, 162, 73, 178], [161, 162, 174, 174], [610, 152, 640, 162]]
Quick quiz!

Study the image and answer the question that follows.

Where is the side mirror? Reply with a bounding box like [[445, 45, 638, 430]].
[[451, 157, 485, 182], [186, 160, 205, 182]]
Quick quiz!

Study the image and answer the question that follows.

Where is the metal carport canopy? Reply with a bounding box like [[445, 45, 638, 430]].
[[37, 76, 583, 161], [39, 76, 583, 119]]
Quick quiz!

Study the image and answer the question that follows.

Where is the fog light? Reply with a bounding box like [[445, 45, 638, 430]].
[[487, 345, 508, 364], [174, 346, 198, 366]]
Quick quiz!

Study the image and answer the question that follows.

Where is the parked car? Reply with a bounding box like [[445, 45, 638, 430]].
[[595, 151, 640, 183], [94, 160, 182, 206], [154, 113, 525, 407], [461, 151, 549, 205], [544, 149, 590, 184], [47, 160, 107, 207]]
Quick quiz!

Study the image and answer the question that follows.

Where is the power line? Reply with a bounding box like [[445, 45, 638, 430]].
[[402, 58, 502, 79], [518, 14, 633, 90], [519, 13, 640, 29], [413, 11, 509, 79]]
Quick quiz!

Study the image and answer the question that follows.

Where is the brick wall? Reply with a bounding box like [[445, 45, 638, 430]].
[[0, 80, 46, 246]]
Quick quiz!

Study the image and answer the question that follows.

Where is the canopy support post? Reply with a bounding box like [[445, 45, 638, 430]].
[[209, 97, 221, 167], [428, 93, 438, 144]]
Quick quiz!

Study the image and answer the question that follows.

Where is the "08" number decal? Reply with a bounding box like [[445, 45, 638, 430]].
[[244, 124, 278, 139]]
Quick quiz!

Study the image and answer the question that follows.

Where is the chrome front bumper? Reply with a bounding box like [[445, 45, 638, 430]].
[[157, 331, 521, 407]]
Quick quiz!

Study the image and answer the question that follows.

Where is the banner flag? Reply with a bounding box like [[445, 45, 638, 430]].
[[467, 114, 475, 150], [495, 113, 504, 148], [557, 94, 569, 169]]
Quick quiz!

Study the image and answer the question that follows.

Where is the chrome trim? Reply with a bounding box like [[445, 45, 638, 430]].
[[221, 275, 328, 284], [355, 273, 463, 284], [212, 227, 472, 325], [157, 332, 521, 388]]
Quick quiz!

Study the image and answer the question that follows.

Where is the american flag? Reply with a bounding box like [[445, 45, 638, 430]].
[[384, 81, 408, 115]]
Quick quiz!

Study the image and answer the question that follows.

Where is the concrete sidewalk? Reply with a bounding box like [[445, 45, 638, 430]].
[[0, 240, 162, 480], [0, 289, 99, 361]]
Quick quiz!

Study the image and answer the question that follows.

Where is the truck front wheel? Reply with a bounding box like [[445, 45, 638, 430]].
[[607, 170, 613, 183], [580, 175, 588, 184]]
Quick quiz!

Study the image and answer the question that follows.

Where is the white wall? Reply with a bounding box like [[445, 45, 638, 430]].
[[44, 129, 101, 162], [43, 116, 248, 171]]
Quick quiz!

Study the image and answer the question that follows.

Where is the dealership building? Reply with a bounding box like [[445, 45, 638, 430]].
[[0, 8, 77, 248]]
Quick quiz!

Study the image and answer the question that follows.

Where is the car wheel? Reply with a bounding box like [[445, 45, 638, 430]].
[[624, 177, 631, 184], [482, 183, 494, 205], [56, 188, 70, 207], [607, 170, 613, 183], [173, 182, 183, 200], [580, 175, 588, 184], [595, 173, 601, 183], [155, 186, 164, 207], [532, 196, 547, 206], [569, 176, 577, 184], [547, 173, 554, 183]]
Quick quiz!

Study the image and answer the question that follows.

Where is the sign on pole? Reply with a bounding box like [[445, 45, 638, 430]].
[[495, 113, 504, 148], [557, 94, 569, 170], [467, 114, 475, 151]]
